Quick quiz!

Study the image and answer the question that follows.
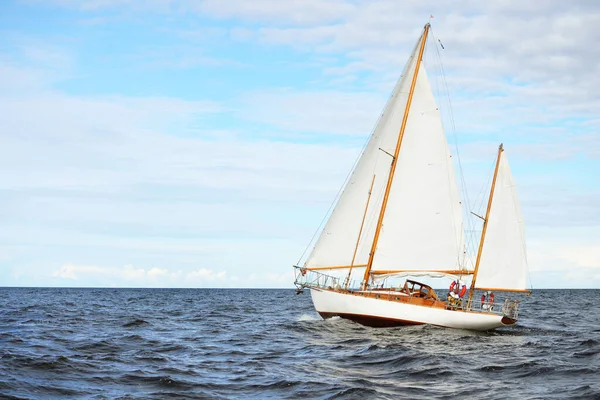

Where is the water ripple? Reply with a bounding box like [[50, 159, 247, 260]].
[[0, 288, 599, 399]]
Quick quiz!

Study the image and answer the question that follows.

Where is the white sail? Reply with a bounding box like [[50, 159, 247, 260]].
[[370, 64, 465, 273], [304, 36, 423, 268], [475, 152, 528, 291]]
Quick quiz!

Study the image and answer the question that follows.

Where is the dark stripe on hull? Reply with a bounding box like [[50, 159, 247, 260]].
[[501, 316, 517, 325], [318, 312, 425, 328]]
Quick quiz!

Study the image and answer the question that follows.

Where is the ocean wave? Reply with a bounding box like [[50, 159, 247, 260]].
[[122, 318, 150, 328], [1, 288, 599, 399]]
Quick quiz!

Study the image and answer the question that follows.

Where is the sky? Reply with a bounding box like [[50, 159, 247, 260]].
[[0, 0, 598, 288]]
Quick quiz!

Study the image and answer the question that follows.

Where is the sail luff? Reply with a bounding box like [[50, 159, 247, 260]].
[[468, 143, 503, 306], [361, 23, 430, 289]]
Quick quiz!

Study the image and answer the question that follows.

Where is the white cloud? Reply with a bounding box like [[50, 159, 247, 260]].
[[147, 267, 169, 277], [47, 263, 294, 287], [186, 268, 227, 281], [50, 263, 227, 286], [52, 263, 154, 282], [53, 264, 107, 280], [0, 60, 361, 206], [242, 2, 600, 122], [526, 229, 600, 288], [557, 245, 600, 269], [37, 0, 356, 24], [196, 0, 356, 25], [0, 64, 53, 93], [4, 1, 600, 288], [237, 88, 384, 136], [33, 1, 600, 119]]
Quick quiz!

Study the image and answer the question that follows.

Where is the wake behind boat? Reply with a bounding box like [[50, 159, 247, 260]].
[[293, 23, 530, 331]]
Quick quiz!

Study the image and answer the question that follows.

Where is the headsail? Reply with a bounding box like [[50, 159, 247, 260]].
[[303, 34, 422, 269], [474, 151, 528, 291]]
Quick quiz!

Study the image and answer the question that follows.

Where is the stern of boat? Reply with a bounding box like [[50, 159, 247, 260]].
[[500, 298, 520, 325]]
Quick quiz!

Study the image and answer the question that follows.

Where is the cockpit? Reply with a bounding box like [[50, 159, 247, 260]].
[[402, 280, 438, 301]]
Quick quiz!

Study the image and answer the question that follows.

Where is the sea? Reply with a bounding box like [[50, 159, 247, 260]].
[[0, 288, 599, 399]]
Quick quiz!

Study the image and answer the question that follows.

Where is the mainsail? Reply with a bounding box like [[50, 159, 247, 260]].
[[474, 152, 528, 291], [304, 27, 464, 275], [370, 63, 464, 273]]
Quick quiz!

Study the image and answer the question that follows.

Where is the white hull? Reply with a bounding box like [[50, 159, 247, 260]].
[[310, 288, 513, 331]]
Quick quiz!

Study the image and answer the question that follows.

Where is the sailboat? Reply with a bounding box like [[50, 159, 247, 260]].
[[293, 23, 530, 331]]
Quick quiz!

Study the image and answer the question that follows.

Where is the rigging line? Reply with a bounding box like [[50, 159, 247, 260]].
[[435, 53, 475, 267], [429, 29, 496, 270], [470, 164, 494, 255], [425, 31, 454, 259], [429, 27, 470, 269], [475, 157, 497, 213], [441, 90, 477, 267], [466, 156, 497, 261], [430, 29, 470, 248]]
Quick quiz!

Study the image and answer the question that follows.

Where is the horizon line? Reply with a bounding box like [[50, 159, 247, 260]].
[[0, 286, 595, 290]]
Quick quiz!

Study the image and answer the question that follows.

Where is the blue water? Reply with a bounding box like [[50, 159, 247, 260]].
[[0, 288, 599, 399]]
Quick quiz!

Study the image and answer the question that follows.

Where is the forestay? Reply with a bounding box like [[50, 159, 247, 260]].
[[475, 152, 528, 291]]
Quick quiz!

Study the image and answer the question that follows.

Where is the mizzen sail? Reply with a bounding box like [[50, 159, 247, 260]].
[[474, 152, 528, 291]]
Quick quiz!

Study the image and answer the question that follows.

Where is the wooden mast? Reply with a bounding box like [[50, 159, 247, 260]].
[[467, 143, 504, 307], [362, 23, 430, 289], [345, 175, 376, 289]]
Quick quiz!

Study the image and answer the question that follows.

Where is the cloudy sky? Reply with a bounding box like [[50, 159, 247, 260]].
[[1, 0, 598, 288]]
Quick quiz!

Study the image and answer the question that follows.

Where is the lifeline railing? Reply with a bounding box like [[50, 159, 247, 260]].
[[445, 294, 520, 318], [501, 298, 520, 320], [293, 266, 351, 291]]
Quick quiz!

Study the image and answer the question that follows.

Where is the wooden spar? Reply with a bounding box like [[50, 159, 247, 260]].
[[306, 264, 367, 271], [475, 287, 532, 293], [467, 143, 504, 307], [345, 175, 376, 289], [362, 23, 430, 289], [371, 269, 474, 275]]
